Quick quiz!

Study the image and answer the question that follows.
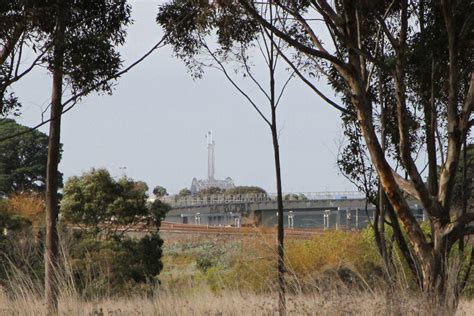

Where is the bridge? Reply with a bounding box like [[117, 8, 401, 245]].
[[161, 191, 423, 229]]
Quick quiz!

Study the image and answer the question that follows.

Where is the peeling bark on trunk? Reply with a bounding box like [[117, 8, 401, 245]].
[[238, 0, 473, 308], [351, 90, 432, 265]]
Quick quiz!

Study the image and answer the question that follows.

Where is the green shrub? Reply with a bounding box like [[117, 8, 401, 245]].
[[68, 231, 164, 297]]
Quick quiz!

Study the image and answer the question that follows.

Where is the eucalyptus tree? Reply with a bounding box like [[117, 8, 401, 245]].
[[157, 2, 294, 313], [0, 119, 62, 194], [1, 10, 172, 309], [1, 2, 177, 312], [1, 0, 131, 312], [236, 0, 473, 308], [0, 1, 53, 116], [39, 2, 131, 312]]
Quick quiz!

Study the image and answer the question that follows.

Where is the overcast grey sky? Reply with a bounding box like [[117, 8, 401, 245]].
[[12, 0, 354, 194]]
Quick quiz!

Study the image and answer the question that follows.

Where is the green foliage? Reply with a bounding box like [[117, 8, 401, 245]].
[[196, 186, 267, 197], [1, 1, 132, 115], [69, 231, 164, 297], [196, 256, 214, 273], [283, 193, 307, 201], [286, 230, 381, 283], [153, 185, 168, 198], [225, 186, 267, 195], [178, 188, 192, 197], [452, 144, 473, 210], [61, 168, 162, 233], [33, 0, 131, 96], [156, 0, 259, 78], [0, 1, 43, 115], [59, 168, 169, 297], [0, 193, 166, 298], [162, 231, 384, 294], [148, 199, 171, 228], [197, 186, 224, 196], [0, 119, 63, 194]]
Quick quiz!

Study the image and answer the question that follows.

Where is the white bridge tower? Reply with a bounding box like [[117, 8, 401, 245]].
[[206, 131, 215, 181]]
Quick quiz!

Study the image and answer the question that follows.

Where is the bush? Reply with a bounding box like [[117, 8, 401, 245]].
[[68, 231, 164, 297], [161, 230, 383, 294], [0, 200, 43, 290], [286, 230, 380, 280], [0, 167, 169, 299]]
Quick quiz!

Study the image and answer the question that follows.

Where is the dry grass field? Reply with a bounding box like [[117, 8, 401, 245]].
[[1, 290, 474, 315], [1, 229, 473, 315]]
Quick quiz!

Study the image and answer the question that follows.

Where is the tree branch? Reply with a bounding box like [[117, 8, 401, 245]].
[[202, 43, 272, 127], [274, 43, 350, 115], [0, 36, 168, 143], [391, 170, 421, 201], [392, 0, 440, 219], [438, 0, 463, 211], [0, 24, 25, 65], [238, 0, 347, 68]]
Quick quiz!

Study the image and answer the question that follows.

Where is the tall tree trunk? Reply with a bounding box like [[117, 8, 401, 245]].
[[267, 2, 285, 314], [271, 122, 285, 315], [45, 3, 65, 314], [426, 54, 438, 197], [460, 138, 468, 252], [378, 64, 391, 278], [422, 240, 449, 309]]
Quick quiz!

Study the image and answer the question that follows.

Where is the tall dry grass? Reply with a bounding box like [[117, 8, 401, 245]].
[[1, 227, 473, 315], [1, 286, 474, 315]]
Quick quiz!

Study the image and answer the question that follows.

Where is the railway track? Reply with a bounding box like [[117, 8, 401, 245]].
[[76, 222, 350, 239], [159, 221, 324, 238]]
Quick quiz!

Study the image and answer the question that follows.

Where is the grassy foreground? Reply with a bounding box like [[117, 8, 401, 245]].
[[1, 229, 473, 315], [1, 290, 474, 315]]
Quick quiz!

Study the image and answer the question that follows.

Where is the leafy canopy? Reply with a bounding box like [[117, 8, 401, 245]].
[[0, 119, 62, 194], [1, 0, 132, 116], [153, 185, 168, 198], [61, 168, 169, 234]]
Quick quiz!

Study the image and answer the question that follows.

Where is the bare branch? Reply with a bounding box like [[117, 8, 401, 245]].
[[0, 37, 168, 143], [374, 14, 398, 50], [202, 43, 272, 127], [239, 43, 271, 103], [3, 44, 50, 87], [239, 0, 347, 68], [274, 43, 350, 115], [275, 71, 294, 108]]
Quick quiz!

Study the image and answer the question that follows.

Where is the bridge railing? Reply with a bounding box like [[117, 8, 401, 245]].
[[162, 193, 271, 207], [268, 191, 366, 200], [162, 191, 365, 208]]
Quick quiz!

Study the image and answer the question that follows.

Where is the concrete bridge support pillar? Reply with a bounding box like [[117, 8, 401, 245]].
[[323, 209, 330, 229], [346, 208, 352, 229], [355, 208, 359, 229], [288, 211, 294, 229], [234, 216, 241, 228]]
